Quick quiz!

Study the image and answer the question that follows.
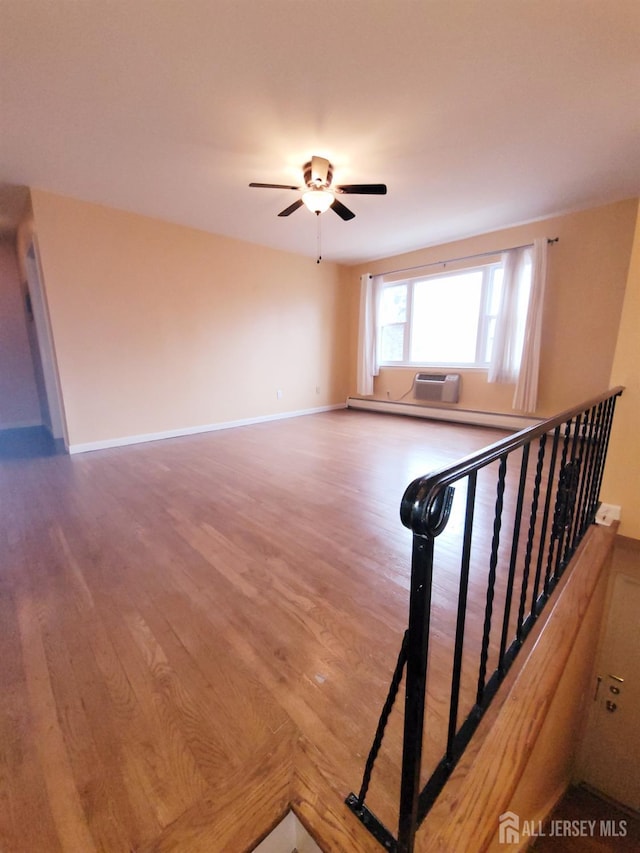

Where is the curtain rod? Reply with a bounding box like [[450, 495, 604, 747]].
[[374, 237, 559, 278]]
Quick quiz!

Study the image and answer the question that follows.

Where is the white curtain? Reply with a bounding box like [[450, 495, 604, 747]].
[[513, 238, 548, 413], [488, 246, 531, 384], [356, 273, 382, 396], [488, 238, 548, 413]]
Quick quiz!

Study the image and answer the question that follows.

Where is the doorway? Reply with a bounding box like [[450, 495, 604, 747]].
[[576, 541, 640, 812], [23, 239, 67, 446]]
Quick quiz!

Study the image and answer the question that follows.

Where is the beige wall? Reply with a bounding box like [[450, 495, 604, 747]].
[[601, 203, 640, 539], [25, 187, 639, 493], [349, 199, 638, 418], [30, 190, 351, 448], [0, 237, 41, 429]]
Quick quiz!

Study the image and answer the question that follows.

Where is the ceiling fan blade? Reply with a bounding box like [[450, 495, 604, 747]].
[[278, 199, 304, 217], [330, 198, 355, 221], [249, 182, 300, 190], [311, 156, 330, 185], [335, 183, 387, 195]]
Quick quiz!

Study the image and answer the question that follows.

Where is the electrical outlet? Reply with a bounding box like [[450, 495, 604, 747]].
[[315, 385, 321, 394], [276, 389, 283, 400]]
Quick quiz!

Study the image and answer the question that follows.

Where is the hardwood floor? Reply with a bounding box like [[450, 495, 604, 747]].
[[0, 426, 64, 459], [0, 410, 513, 852], [532, 785, 640, 852]]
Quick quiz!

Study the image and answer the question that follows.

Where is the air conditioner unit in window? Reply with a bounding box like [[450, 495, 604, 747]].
[[414, 372, 461, 403]]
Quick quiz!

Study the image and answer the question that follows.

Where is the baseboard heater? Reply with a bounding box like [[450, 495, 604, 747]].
[[414, 372, 461, 403], [346, 397, 539, 431]]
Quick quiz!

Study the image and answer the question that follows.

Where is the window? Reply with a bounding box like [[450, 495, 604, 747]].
[[379, 263, 504, 367]]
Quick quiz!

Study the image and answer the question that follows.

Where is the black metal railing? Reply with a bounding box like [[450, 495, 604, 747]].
[[346, 387, 623, 853]]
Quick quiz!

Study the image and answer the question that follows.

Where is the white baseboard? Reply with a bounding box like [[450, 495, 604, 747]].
[[68, 403, 346, 455], [346, 396, 538, 431]]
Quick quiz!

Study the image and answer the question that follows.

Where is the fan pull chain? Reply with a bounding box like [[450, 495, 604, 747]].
[[316, 211, 322, 264]]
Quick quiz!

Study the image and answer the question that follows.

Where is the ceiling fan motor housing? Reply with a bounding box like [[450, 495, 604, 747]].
[[249, 155, 385, 221], [304, 158, 333, 189]]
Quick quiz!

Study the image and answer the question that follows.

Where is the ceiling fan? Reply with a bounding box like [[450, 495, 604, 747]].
[[249, 155, 387, 220]]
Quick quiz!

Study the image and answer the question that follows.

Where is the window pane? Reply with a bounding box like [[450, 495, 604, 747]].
[[380, 284, 407, 324], [484, 266, 504, 362], [485, 317, 497, 363], [380, 323, 405, 362], [489, 267, 503, 314], [410, 271, 482, 363]]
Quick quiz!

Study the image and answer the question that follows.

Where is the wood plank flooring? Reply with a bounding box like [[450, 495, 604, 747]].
[[0, 410, 514, 852], [532, 785, 640, 852]]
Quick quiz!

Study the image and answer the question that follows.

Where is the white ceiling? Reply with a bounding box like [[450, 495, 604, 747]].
[[1, 1, 639, 264]]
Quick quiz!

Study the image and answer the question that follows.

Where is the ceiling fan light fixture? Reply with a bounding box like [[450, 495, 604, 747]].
[[302, 188, 334, 214], [250, 156, 385, 222]]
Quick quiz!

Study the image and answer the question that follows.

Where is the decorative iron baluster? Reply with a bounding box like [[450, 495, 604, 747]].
[[345, 631, 410, 852], [530, 425, 560, 617], [354, 631, 409, 809], [591, 396, 617, 510], [558, 413, 584, 569], [585, 401, 606, 521], [562, 413, 584, 563], [499, 445, 529, 673], [476, 455, 507, 707], [583, 402, 602, 523], [541, 420, 572, 599], [517, 433, 546, 644], [573, 404, 597, 539], [446, 471, 477, 760], [554, 458, 580, 578]]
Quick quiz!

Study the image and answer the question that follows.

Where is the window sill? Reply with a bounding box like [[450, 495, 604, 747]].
[[379, 364, 490, 372]]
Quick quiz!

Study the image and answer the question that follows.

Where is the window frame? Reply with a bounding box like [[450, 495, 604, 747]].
[[378, 261, 503, 369]]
